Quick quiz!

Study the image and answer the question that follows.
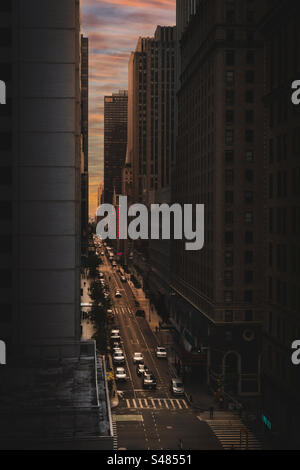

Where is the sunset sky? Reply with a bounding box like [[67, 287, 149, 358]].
[[81, 0, 176, 216]]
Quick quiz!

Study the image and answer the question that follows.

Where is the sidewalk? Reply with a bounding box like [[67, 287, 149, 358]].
[[80, 274, 119, 409]]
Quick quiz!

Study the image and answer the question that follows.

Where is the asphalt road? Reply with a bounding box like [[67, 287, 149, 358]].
[[96, 241, 221, 451]]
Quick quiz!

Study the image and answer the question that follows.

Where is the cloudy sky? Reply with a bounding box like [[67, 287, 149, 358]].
[[81, 0, 176, 216]]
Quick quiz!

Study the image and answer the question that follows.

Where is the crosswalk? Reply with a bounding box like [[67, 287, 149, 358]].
[[112, 414, 118, 450], [198, 412, 262, 450], [124, 397, 189, 410]]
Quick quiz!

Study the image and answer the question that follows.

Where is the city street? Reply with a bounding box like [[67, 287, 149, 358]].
[[99, 245, 222, 451]]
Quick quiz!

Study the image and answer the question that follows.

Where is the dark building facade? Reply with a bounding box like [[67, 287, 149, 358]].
[[261, 0, 300, 448], [171, 0, 267, 397], [0, 0, 113, 449], [104, 90, 128, 204], [81, 35, 89, 257]]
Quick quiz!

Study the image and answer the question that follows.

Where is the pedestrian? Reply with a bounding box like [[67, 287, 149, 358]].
[[178, 438, 183, 450], [209, 406, 214, 419], [189, 394, 193, 404]]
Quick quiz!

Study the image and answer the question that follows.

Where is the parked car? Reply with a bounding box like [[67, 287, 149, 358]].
[[143, 372, 157, 390], [120, 276, 126, 283], [115, 290, 122, 298], [170, 378, 185, 396], [156, 347, 167, 359], [135, 309, 145, 318], [113, 350, 125, 365], [115, 367, 127, 381], [99, 272, 104, 279], [136, 363, 148, 377], [133, 352, 144, 364]]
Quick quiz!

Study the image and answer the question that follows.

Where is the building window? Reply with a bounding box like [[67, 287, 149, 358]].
[[225, 150, 234, 162], [224, 271, 233, 286], [226, 50, 235, 66], [225, 251, 234, 266], [226, 110, 234, 124], [225, 211, 234, 225], [246, 50, 255, 65], [246, 70, 255, 83], [225, 231, 234, 244], [225, 191, 234, 204], [245, 250, 253, 264], [226, 90, 234, 105], [245, 169, 254, 182], [225, 169, 234, 185], [245, 310, 253, 322], [246, 151, 254, 162], [225, 310, 234, 322], [245, 191, 253, 203], [245, 110, 254, 123], [245, 129, 254, 143], [244, 290, 253, 302], [226, 70, 235, 85], [245, 212, 253, 224], [225, 129, 234, 145], [245, 231, 253, 243], [245, 90, 254, 103], [224, 291, 233, 303]]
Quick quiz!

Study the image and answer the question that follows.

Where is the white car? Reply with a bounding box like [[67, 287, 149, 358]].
[[115, 367, 127, 381], [115, 291, 122, 298], [133, 352, 144, 364], [113, 350, 125, 364], [156, 347, 167, 359], [120, 276, 126, 283]]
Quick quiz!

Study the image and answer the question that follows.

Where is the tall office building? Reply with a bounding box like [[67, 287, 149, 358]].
[[261, 0, 300, 448], [0, 1, 112, 449], [171, 0, 267, 396], [125, 26, 176, 307], [104, 90, 128, 204], [127, 26, 176, 205], [81, 35, 89, 257]]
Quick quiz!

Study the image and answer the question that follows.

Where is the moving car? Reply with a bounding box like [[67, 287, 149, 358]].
[[136, 363, 148, 377], [135, 309, 145, 318], [115, 367, 127, 381], [110, 329, 121, 341], [115, 290, 122, 298], [156, 347, 167, 359], [113, 350, 125, 365], [170, 378, 185, 396], [133, 352, 144, 364], [143, 371, 157, 390]]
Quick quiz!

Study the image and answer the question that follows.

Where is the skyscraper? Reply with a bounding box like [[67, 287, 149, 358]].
[[171, 0, 267, 395], [124, 26, 176, 306], [104, 90, 128, 204]]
